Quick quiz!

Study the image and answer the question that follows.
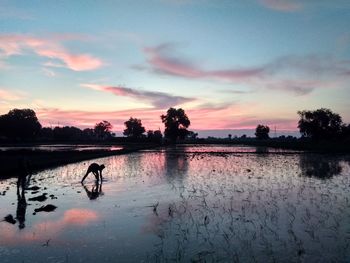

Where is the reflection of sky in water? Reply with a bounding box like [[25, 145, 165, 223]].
[[145, 144, 303, 154], [0, 146, 350, 262]]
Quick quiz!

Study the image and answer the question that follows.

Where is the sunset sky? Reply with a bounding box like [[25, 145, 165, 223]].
[[1, 0, 350, 136]]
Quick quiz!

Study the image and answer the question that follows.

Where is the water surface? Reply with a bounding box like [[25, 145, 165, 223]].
[[0, 145, 349, 262]]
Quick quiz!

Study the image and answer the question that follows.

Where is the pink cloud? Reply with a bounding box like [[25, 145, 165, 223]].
[[81, 83, 194, 108], [0, 34, 103, 71], [140, 44, 350, 96], [223, 117, 297, 130], [183, 103, 295, 130], [37, 49, 102, 71], [35, 101, 295, 132], [142, 44, 264, 82], [0, 88, 25, 101], [258, 0, 302, 12], [144, 45, 202, 78]]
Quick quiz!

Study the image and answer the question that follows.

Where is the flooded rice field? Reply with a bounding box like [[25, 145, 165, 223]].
[[0, 145, 350, 262]]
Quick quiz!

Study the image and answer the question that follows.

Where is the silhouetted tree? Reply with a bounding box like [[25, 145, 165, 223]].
[[153, 130, 163, 141], [255, 124, 270, 140], [123, 117, 145, 138], [39, 126, 98, 141], [40, 127, 54, 140], [94, 121, 113, 139], [147, 129, 163, 143], [298, 108, 343, 140], [341, 124, 350, 140], [228, 134, 232, 140], [53, 126, 83, 140], [161, 108, 190, 142], [147, 130, 155, 139], [0, 109, 41, 140], [82, 128, 95, 140]]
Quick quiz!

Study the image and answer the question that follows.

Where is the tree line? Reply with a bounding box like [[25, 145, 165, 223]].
[[0, 107, 349, 143], [254, 108, 350, 141], [0, 107, 192, 143]]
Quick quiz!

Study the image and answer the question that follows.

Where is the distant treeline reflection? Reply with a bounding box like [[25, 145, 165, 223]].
[[299, 154, 345, 179]]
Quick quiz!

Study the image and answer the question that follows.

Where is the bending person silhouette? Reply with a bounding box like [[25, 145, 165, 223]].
[[81, 163, 105, 183]]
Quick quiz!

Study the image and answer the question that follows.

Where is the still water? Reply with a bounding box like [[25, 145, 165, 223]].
[[0, 145, 350, 262]]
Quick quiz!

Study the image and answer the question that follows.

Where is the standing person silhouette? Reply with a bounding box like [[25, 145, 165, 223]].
[[16, 183, 27, 229], [16, 158, 31, 229]]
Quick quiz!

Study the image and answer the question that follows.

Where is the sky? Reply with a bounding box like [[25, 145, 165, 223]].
[[1, 0, 350, 137]]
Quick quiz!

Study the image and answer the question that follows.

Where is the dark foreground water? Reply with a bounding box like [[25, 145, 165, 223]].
[[0, 145, 350, 262]]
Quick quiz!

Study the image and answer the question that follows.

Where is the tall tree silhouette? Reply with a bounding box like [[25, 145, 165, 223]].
[[94, 120, 113, 139], [123, 117, 145, 138], [255, 124, 270, 140], [161, 108, 190, 142], [0, 109, 41, 140], [298, 108, 343, 140]]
